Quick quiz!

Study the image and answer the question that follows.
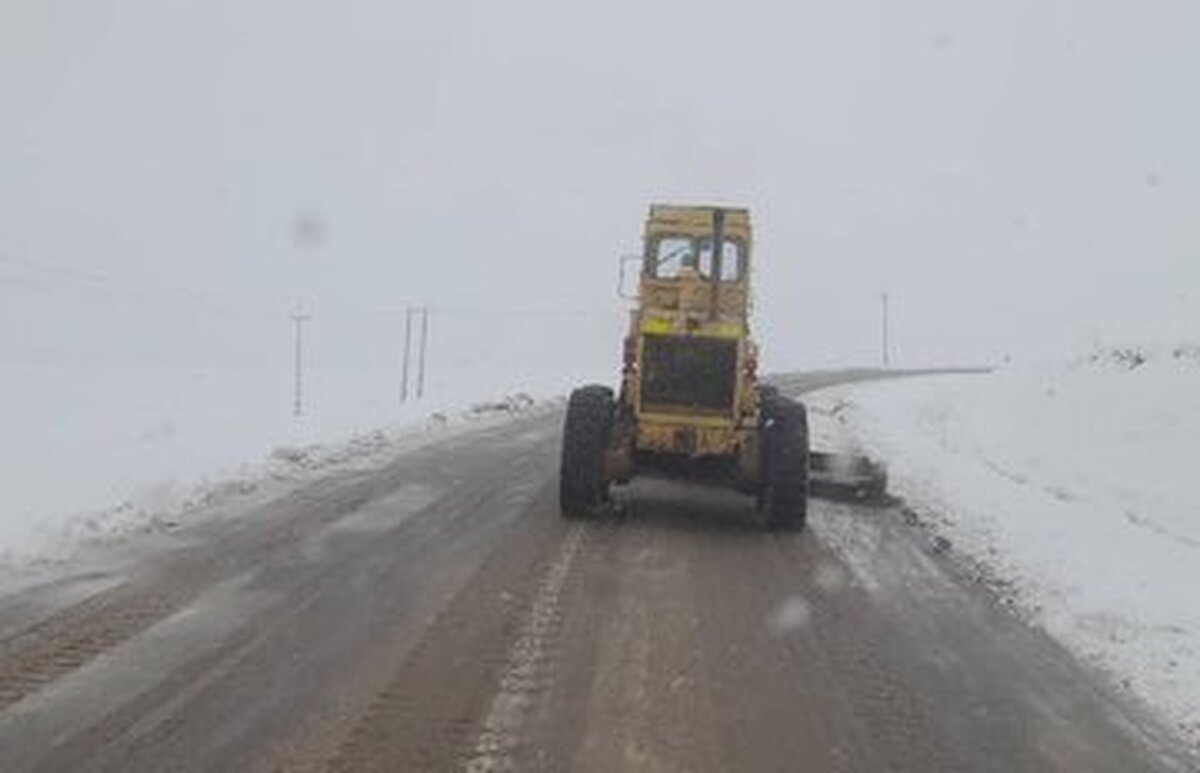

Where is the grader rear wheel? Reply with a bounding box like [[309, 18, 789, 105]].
[[759, 392, 810, 531], [559, 385, 615, 518]]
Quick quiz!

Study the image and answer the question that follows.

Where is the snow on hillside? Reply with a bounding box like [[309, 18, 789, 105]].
[[809, 344, 1200, 744]]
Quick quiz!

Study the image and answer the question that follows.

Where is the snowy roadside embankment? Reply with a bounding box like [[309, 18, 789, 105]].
[[809, 345, 1200, 745], [0, 370, 554, 567]]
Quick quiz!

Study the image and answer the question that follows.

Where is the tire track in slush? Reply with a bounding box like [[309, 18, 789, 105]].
[[463, 521, 584, 772], [0, 419, 549, 720], [0, 573, 201, 712], [322, 496, 582, 773], [0, 482, 380, 714]]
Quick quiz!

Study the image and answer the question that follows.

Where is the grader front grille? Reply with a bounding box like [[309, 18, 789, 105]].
[[640, 334, 737, 413]]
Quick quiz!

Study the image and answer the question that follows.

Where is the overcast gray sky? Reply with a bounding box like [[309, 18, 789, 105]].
[[2, 0, 1196, 378]]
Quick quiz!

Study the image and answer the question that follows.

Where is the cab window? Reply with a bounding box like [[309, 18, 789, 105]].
[[697, 237, 743, 281], [648, 235, 744, 281], [648, 236, 696, 278]]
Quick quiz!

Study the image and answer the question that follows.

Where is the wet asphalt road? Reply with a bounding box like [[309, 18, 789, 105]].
[[0, 373, 1193, 772]]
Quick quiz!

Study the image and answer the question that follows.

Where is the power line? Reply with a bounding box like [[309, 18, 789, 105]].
[[0, 252, 290, 315], [2, 252, 624, 327]]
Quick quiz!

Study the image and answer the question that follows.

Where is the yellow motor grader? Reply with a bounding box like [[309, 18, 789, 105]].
[[559, 204, 885, 530]]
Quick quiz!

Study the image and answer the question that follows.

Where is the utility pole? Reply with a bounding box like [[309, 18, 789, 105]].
[[289, 211, 321, 418], [401, 307, 414, 403], [880, 292, 891, 369], [292, 301, 311, 417], [417, 307, 429, 399]]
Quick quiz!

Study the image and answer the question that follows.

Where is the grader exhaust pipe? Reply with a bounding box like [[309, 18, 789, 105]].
[[709, 208, 725, 320]]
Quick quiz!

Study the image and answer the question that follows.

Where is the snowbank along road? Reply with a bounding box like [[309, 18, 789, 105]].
[[0, 372, 1193, 772]]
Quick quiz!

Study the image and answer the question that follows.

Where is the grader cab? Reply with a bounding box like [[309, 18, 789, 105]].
[[560, 204, 883, 530]]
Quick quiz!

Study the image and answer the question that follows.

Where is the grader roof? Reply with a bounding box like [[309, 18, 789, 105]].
[[645, 204, 752, 243]]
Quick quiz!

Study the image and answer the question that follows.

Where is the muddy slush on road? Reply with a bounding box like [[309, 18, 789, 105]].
[[0, 371, 1193, 771]]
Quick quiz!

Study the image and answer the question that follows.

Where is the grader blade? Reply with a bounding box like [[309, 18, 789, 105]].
[[809, 451, 888, 501]]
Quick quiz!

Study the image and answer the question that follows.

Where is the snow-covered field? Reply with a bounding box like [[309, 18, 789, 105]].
[[0, 301, 620, 565], [810, 345, 1200, 744], [0, 366, 556, 567], [0, 361, 587, 569]]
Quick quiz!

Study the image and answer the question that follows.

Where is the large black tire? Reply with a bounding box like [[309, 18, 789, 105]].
[[559, 385, 615, 517], [760, 392, 810, 531]]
